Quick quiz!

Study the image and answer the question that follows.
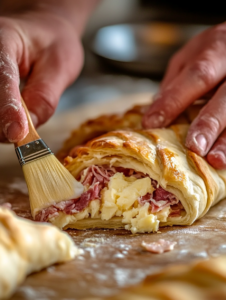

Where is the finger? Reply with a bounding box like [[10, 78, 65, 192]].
[[142, 51, 226, 129], [161, 50, 186, 90], [160, 31, 205, 91], [185, 81, 226, 156], [207, 129, 226, 169], [22, 40, 83, 127], [0, 49, 28, 143]]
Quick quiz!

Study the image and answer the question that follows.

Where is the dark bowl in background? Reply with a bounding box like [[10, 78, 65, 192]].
[[91, 23, 209, 76]]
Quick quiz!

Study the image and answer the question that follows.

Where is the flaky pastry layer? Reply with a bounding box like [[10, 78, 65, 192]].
[[40, 124, 225, 232]]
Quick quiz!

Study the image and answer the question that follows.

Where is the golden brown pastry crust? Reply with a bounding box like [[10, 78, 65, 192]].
[[57, 105, 148, 162], [61, 124, 226, 230], [51, 98, 219, 231], [105, 256, 226, 300], [57, 100, 206, 163]]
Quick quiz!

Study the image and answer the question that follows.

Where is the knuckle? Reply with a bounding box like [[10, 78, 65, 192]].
[[189, 60, 215, 87], [199, 113, 221, 133], [191, 112, 222, 142], [164, 91, 184, 113]]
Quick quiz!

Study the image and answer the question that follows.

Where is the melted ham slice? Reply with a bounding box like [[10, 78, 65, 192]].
[[35, 166, 113, 222], [139, 187, 179, 213], [141, 239, 177, 254], [35, 165, 183, 222]]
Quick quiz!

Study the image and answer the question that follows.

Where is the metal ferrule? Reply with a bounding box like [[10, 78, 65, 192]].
[[15, 139, 53, 166]]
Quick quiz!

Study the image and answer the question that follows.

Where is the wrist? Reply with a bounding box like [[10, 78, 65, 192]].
[[0, 0, 100, 36]]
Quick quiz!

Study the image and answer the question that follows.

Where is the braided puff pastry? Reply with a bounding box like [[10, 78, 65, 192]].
[[56, 101, 205, 163], [0, 207, 80, 300], [35, 124, 226, 234], [56, 105, 148, 163], [106, 255, 226, 300]]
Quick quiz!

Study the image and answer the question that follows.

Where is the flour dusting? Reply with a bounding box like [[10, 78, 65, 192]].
[[17, 286, 56, 299], [2, 103, 20, 112], [8, 178, 28, 195], [80, 237, 105, 248]]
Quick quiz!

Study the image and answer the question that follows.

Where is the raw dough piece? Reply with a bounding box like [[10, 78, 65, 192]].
[[0, 207, 80, 299]]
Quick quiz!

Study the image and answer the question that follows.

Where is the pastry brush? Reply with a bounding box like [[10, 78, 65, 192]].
[[15, 98, 84, 218]]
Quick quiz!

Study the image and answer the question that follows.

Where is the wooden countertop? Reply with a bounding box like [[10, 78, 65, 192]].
[[1, 94, 226, 299], [2, 165, 226, 299]]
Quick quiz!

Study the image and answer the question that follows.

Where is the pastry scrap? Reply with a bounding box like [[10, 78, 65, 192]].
[[33, 124, 226, 234], [0, 207, 80, 300], [141, 239, 177, 253]]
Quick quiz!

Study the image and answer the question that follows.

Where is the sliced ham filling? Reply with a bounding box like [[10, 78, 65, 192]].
[[35, 165, 184, 222]]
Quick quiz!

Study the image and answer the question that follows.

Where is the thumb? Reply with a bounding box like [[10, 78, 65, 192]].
[[22, 42, 83, 127], [0, 50, 28, 143]]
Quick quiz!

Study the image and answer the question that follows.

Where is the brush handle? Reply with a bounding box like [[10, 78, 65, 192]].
[[15, 98, 40, 147]]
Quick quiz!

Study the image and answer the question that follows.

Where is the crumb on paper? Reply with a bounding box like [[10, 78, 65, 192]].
[[141, 239, 177, 254], [8, 178, 28, 195], [157, 231, 161, 233]]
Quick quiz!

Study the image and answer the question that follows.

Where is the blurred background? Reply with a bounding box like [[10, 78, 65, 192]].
[[57, 0, 225, 112], [2, 0, 226, 166]]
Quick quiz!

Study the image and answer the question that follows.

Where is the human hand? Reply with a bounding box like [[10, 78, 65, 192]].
[[0, 0, 99, 143], [142, 22, 226, 169]]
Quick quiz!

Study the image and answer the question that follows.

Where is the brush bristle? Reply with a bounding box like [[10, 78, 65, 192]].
[[22, 154, 84, 218]]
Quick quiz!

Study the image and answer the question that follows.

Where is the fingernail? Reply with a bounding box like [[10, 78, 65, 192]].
[[195, 134, 207, 153], [145, 112, 165, 128], [29, 111, 38, 127], [5, 122, 24, 142]]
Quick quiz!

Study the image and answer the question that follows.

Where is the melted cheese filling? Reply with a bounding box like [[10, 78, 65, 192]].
[[101, 173, 160, 233], [51, 172, 176, 233]]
